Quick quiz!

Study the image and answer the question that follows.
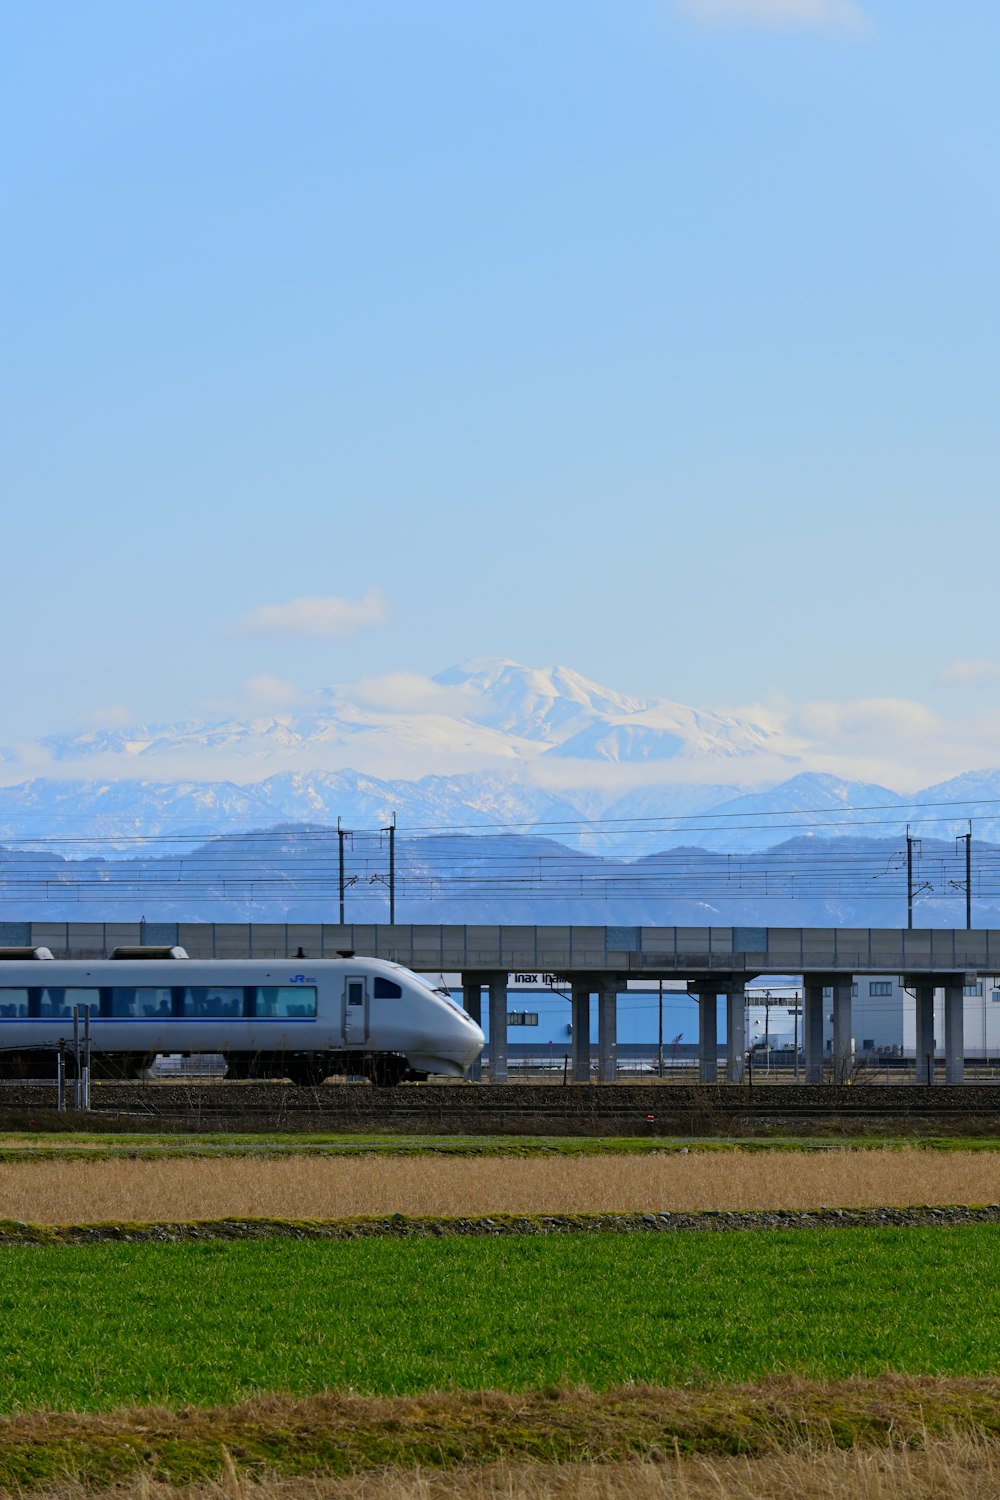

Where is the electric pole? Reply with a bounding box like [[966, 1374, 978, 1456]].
[[338, 818, 347, 924], [906, 825, 931, 928], [957, 824, 972, 930], [382, 812, 396, 924], [907, 825, 914, 929], [658, 979, 663, 1077]]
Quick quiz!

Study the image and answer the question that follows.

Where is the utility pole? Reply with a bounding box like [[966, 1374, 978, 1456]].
[[793, 994, 801, 1083], [657, 979, 663, 1077], [338, 818, 347, 924], [382, 812, 396, 924], [956, 824, 972, 930], [82, 1004, 92, 1111], [906, 825, 931, 928], [907, 825, 914, 929], [72, 1006, 81, 1110]]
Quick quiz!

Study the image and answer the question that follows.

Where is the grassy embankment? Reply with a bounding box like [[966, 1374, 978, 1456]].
[[18, 1430, 1000, 1500], [4, 1130, 1000, 1161], [0, 1147, 996, 1221]]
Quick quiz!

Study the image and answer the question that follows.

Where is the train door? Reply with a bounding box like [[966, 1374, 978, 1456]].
[[343, 975, 369, 1045]]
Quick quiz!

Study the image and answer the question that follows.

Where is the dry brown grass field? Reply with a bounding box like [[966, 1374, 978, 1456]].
[[27, 1434, 1000, 1500], [0, 1148, 998, 1221]]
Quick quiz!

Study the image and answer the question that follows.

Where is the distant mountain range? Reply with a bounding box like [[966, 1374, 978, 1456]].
[[0, 830, 987, 930], [0, 659, 998, 861], [3, 767, 1000, 857]]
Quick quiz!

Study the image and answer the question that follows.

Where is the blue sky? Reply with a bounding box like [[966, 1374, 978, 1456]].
[[2, 1, 998, 776]]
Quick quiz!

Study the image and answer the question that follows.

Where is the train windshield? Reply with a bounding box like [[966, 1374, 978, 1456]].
[[410, 971, 453, 998], [407, 970, 461, 1006]]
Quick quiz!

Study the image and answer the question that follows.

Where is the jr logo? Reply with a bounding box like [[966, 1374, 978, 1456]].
[[289, 974, 317, 984]]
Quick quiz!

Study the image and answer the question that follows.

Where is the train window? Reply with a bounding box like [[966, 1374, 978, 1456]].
[[183, 987, 245, 1019], [111, 989, 136, 1018], [39, 988, 64, 1019], [0, 989, 31, 1019], [109, 988, 142, 1019], [373, 978, 402, 999], [42, 987, 98, 1019], [93, 987, 173, 1019], [135, 988, 173, 1018], [137, 984, 172, 1020], [255, 986, 317, 1019], [411, 972, 447, 994]]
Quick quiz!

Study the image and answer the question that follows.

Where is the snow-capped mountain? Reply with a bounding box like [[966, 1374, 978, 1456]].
[[0, 661, 998, 860], [433, 660, 649, 742], [438, 660, 785, 761], [0, 770, 588, 848], [33, 659, 787, 773]]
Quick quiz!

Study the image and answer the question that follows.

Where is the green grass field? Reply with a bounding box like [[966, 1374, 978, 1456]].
[[0, 1226, 998, 1412]]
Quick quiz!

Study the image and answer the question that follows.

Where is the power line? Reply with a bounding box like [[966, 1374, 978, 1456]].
[[6, 790, 1000, 849], [0, 809, 995, 916]]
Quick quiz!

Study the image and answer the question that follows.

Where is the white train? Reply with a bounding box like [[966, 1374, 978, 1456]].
[[0, 947, 485, 1085]]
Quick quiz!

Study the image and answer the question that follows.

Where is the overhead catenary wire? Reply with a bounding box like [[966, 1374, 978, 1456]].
[[4, 787, 1000, 849], [0, 802, 995, 912]]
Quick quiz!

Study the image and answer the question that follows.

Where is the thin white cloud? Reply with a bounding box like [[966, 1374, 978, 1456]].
[[938, 659, 1000, 686], [242, 674, 303, 708], [79, 704, 134, 729], [347, 672, 474, 718], [677, 0, 867, 30], [232, 588, 389, 640], [528, 754, 789, 794], [714, 694, 1000, 792], [792, 697, 941, 742]]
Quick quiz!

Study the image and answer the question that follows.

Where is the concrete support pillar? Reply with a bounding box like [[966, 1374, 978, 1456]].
[[698, 986, 718, 1083], [571, 981, 591, 1082], [487, 973, 508, 1083], [915, 983, 935, 1085], [803, 979, 825, 1084], [945, 979, 965, 1084], [598, 980, 617, 1083], [462, 978, 483, 1081], [726, 983, 746, 1083], [832, 978, 854, 1083]]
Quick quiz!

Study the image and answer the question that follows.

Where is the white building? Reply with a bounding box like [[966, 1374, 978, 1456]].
[[753, 976, 1000, 1059], [901, 976, 1000, 1060]]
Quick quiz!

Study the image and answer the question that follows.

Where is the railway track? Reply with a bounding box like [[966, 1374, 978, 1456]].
[[2, 1081, 1000, 1127]]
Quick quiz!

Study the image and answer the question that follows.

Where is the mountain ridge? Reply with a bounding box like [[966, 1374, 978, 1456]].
[[1, 767, 999, 858], [30, 658, 787, 771], [0, 659, 996, 855]]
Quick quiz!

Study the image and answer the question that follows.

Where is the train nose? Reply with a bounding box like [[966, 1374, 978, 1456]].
[[409, 1008, 485, 1078], [452, 1012, 486, 1072]]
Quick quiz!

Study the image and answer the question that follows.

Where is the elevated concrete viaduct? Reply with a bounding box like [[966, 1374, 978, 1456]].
[[2, 921, 995, 1084]]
